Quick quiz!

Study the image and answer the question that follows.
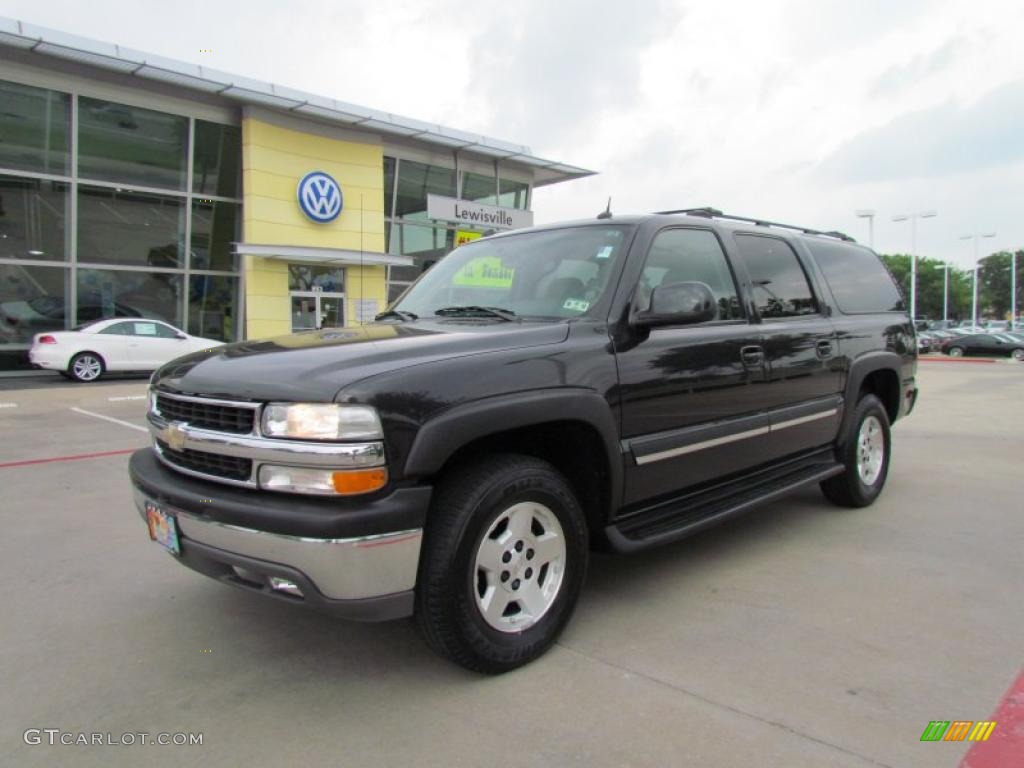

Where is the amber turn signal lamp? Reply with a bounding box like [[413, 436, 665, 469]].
[[331, 468, 388, 495]]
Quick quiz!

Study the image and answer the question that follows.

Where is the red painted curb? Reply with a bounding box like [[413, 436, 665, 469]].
[[0, 447, 139, 469], [959, 668, 1024, 768], [919, 357, 999, 364]]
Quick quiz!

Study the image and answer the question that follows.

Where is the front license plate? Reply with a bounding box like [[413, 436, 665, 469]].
[[145, 501, 180, 555]]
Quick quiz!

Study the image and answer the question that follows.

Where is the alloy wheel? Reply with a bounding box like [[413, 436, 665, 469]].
[[72, 355, 102, 381], [856, 415, 885, 486], [472, 501, 567, 632]]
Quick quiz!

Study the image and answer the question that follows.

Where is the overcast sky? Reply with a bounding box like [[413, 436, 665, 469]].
[[2, 0, 1022, 267]]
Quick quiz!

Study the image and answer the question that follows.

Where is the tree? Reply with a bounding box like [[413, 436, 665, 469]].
[[877, 253, 972, 320], [977, 250, 1023, 320]]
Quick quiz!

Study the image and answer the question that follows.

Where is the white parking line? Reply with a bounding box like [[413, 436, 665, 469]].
[[107, 395, 148, 402], [69, 407, 149, 433], [0, 402, 17, 409]]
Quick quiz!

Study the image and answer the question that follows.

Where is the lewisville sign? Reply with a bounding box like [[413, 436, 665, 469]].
[[426, 194, 534, 231]]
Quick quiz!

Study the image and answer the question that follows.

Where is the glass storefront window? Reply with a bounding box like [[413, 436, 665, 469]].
[[0, 80, 70, 175], [395, 160, 455, 218], [0, 176, 68, 261], [77, 268, 183, 328], [400, 223, 452, 262], [77, 186, 185, 268], [188, 274, 238, 341], [499, 178, 529, 210], [191, 200, 239, 271], [383, 156, 396, 218], [78, 97, 188, 190], [462, 172, 497, 205], [0, 263, 69, 345], [192, 120, 241, 198], [288, 265, 345, 292]]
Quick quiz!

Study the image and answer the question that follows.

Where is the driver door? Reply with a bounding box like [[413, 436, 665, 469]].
[[615, 227, 770, 507]]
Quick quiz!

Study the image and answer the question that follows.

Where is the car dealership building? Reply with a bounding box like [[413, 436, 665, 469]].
[[0, 18, 593, 372]]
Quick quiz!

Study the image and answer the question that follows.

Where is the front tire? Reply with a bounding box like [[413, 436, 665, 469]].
[[69, 352, 104, 382], [1012, 348, 1024, 362], [821, 394, 891, 508], [416, 454, 588, 674], [947, 346, 964, 357]]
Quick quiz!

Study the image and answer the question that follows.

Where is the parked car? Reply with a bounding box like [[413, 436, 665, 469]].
[[916, 333, 935, 353], [940, 333, 1024, 360], [130, 209, 917, 673], [0, 298, 161, 344], [30, 318, 221, 382]]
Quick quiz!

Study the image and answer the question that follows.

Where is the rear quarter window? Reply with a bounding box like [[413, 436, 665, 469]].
[[804, 240, 906, 314]]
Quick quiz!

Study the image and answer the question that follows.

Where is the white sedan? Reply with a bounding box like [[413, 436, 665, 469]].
[[29, 319, 222, 382]]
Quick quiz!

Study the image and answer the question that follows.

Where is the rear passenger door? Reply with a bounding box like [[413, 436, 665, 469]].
[[731, 234, 843, 458]]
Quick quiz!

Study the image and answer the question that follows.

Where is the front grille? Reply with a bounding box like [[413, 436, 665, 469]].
[[157, 440, 253, 482], [156, 394, 255, 434]]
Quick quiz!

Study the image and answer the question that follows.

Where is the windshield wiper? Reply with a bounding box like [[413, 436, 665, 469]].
[[434, 305, 517, 321], [374, 308, 418, 322]]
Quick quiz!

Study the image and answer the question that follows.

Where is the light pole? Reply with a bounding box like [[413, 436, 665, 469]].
[[893, 211, 937, 321], [941, 263, 952, 324], [960, 232, 996, 326], [855, 209, 875, 248], [1009, 249, 1018, 330]]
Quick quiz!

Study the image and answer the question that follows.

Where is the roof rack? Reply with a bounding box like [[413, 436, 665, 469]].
[[654, 207, 856, 242]]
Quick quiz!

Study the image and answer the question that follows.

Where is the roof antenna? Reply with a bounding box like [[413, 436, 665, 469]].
[[597, 198, 612, 220]]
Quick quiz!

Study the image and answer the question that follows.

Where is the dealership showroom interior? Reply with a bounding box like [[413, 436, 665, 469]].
[[0, 3, 1022, 768]]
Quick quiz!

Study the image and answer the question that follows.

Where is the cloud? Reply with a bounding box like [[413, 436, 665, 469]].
[[869, 36, 966, 97], [817, 79, 1024, 182], [464, 0, 683, 149]]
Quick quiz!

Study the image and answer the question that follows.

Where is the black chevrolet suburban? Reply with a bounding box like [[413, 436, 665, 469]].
[[130, 208, 917, 673]]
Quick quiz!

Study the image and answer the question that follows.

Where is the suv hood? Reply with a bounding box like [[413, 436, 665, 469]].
[[153, 320, 570, 402]]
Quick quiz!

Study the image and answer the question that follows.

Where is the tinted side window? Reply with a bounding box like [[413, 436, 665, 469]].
[[803, 239, 906, 313], [639, 229, 743, 321], [734, 235, 818, 318], [99, 321, 133, 335]]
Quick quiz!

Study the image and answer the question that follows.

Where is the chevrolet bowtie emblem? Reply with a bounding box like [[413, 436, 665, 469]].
[[164, 422, 187, 452]]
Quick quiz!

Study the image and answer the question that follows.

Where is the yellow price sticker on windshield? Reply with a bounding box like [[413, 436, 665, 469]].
[[455, 229, 483, 248], [452, 255, 514, 288]]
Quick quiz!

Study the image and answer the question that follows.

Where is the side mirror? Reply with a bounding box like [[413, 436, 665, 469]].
[[633, 281, 717, 327], [175, 332, 188, 340]]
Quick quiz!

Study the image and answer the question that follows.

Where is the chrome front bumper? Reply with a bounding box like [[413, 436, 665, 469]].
[[133, 488, 422, 605]]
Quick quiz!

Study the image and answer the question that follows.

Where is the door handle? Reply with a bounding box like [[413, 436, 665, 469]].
[[816, 339, 835, 359], [740, 345, 763, 366]]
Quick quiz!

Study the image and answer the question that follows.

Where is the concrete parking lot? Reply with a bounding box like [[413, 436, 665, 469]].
[[1, 363, 1021, 767]]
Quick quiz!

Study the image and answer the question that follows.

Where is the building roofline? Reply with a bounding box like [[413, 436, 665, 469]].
[[0, 16, 597, 187]]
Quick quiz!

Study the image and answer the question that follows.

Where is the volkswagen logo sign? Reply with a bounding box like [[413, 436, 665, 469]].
[[297, 171, 343, 223]]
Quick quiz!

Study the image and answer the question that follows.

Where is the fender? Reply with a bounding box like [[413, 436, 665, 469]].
[[404, 388, 624, 515], [837, 351, 905, 444]]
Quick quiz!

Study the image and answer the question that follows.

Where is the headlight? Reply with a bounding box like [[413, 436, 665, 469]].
[[261, 403, 383, 441]]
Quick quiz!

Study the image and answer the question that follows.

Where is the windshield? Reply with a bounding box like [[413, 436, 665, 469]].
[[391, 225, 633, 320]]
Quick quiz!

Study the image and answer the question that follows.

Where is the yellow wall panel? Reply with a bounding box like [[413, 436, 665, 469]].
[[245, 221, 385, 253], [245, 120, 382, 167], [243, 150, 385, 193], [244, 169, 384, 207], [245, 194, 385, 234], [241, 118, 389, 337], [241, 116, 385, 251]]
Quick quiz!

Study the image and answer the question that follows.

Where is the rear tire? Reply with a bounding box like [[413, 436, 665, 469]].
[[415, 454, 588, 674], [1012, 348, 1024, 362], [821, 394, 891, 508], [68, 352, 104, 382]]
